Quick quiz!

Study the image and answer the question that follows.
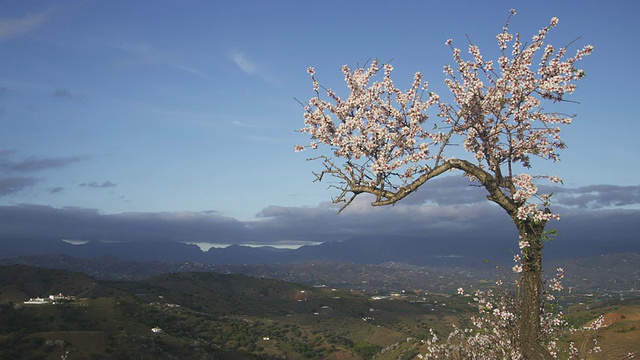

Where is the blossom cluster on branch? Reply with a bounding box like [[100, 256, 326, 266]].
[[296, 9, 593, 221], [298, 61, 439, 184]]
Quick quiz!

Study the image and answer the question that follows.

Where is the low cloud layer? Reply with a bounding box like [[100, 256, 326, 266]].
[[0, 179, 637, 258], [549, 184, 640, 209]]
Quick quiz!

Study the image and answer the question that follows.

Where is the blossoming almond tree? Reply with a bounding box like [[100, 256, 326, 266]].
[[296, 10, 592, 360]]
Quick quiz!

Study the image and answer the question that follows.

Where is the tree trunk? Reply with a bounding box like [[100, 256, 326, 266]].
[[517, 224, 554, 360]]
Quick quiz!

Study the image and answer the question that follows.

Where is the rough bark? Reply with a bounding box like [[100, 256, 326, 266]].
[[517, 221, 554, 360]]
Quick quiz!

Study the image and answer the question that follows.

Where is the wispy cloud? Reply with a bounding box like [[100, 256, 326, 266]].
[[79, 181, 117, 188], [0, 10, 50, 42], [231, 120, 260, 128], [228, 50, 278, 84], [229, 51, 257, 75], [52, 88, 77, 101], [112, 41, 205, 78], [0, 177, 38, 196], [244, 135, 285, 143], [0, 155, 85, 172], [0, 151, 86, 196]]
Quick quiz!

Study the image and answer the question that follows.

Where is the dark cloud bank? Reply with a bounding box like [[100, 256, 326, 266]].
[[0, 151, 87, 196], [0, 177, 638, 263]]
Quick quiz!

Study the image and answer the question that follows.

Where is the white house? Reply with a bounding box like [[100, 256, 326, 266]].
[[24, 297, 49, 305]]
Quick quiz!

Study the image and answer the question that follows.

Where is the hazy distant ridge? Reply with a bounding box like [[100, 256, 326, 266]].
[[1, 235, 639, 267]]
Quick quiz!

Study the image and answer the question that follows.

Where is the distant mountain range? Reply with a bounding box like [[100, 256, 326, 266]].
[[1, 251, 639, 301], [1, 235, 638, 267], [0, 236, 497, 266], [1, 236, 639, 298]]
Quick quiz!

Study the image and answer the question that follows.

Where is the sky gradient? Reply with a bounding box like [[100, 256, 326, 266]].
[[1, 1, 638, 252]]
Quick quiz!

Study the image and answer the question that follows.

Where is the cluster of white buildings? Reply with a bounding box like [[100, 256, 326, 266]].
[[24, 293, 76, 305]]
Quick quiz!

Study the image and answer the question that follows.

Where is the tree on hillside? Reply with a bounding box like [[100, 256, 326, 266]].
[[295, 10, 593, 359]]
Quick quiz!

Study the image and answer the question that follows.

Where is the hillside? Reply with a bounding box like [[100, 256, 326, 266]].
[[0, 265, 469, 359], [563, 299, 640, 359], [0, 264, 98, 303], [1, 265, 638, 359], [2, 253, 639, 300]]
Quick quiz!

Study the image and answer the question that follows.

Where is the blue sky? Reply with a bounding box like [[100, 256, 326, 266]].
[[0, 1, 638, 252]]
